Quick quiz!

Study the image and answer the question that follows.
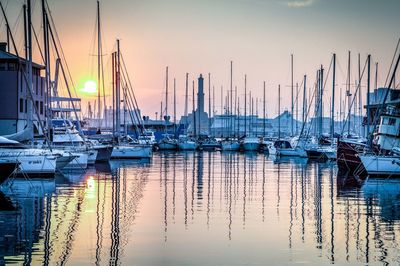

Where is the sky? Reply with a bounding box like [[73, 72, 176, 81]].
[[2, 0, 400, 120]]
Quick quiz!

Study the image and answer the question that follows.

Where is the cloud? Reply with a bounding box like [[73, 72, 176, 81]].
[[286, 0, 316, 8]]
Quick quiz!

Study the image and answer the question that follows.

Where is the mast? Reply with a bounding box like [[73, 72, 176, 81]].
[[165, 66, 168, 133], [41, 0, 51, 137], [234, 85, 237, 137], [184, 73, 189, 134], [26, 0, 33, 141], [208, 73, 211, 136], [244, 75, 247, 137], [367, 54, 371, 144], [193, 80, 196, 137], [375, 62, 378, 90], [331, 53, 336, 139], [278, 84, 281, 139], [296, 82, 298, 135], [291, 54, 294, 136], [263, 81, 265, 137], [123, 83, 127, 136], [319, 65, 324, 138], [347, 51, 351, 135], [97, 0, 101, 129], [251, 94, 254, 136], [173, 78, 176, 136], [116, 39, 121, 136], [212, 85, 215, 137], [112, 52, 115, 136], [358, 53, 362, 136], [302, 75, 307, 127], [230, 61, 233, 138]]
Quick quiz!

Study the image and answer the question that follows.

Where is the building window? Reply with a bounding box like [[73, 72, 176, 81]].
[[25, 99, 27, 113], [35, 100, 39, 111], [389, 118, 396, 125], [40, 101, 43, 115], [19, 98, 23, 113], [0, 62, 6, 71]]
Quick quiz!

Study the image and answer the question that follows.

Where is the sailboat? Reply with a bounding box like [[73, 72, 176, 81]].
[[305, 63, 336, 160], [221, 63, 240, 151], [110, 40, 152, 159], [178, 74, 198, 151], [158, 67, 178, 150], [242, 92, 260, 151]]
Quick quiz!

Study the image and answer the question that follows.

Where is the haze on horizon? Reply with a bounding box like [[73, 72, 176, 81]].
[[2, 0, 399, 120]]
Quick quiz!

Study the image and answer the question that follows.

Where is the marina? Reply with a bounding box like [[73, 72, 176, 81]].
[[1, 152, 400, 265], [0, 0, 398, 264]]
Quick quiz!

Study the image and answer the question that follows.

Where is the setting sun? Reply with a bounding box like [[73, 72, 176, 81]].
[[81, 80, 97, 94]]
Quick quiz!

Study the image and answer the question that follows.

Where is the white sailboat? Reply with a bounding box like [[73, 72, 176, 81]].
[[178, 135, 197, 150], [110, 40, 153, 159], [0, 137, 61, 176]]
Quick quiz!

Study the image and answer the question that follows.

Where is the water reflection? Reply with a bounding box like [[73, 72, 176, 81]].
[[0, 153, 399, 265]]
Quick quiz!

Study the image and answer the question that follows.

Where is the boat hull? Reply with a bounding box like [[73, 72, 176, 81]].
[[178, 142, 197, 150], [337, 139, 366, 176], [2, 153, 58, 176], [95, 146, 113, 162], [62, 153, 89, 170], [158, 142, 177, 150], [242, 142, 260, 151], [87, 150, 98, 165], [360, 155, 400, 176], [277, 148, 306, 157], [111, 145, 152, 159], [0, 160, 19, 181], [221, 142, 240, 151]]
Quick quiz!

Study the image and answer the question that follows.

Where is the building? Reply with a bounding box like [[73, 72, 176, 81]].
[[0, 43, 47, 135], [187, 74, 209, 135]]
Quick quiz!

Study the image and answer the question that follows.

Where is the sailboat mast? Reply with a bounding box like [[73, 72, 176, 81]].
[[358, 53, 362, 136], [319, 65, 324, 137], [184, 73, 189, 134], [193, 80, 196, 137], [26, 0, 33, 141], [41, 0, 51, 138], [295, 82, 299, 135], [97, 0, 101, 128], [367, 54, 371, 143], [375, 62, 378, 90], [173, 77, 176, 136], [165, 66, 168, 120], [230, 61, 233, 138], [116, 39, 121, 136], [302, 75, 306, 126], [263, 81, 266, 137], [347, 51, 351, 135], [278, 84, 281, 139], [331, 53, 336, 139], [244, 75, 247, 137], [112, 52, 115, 135], [208, 73, 211, 136], [234, 85, 237, 137], [291, 54, 294, 136]]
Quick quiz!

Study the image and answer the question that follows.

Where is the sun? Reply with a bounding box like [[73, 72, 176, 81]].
[[82, 80, 97, 94]]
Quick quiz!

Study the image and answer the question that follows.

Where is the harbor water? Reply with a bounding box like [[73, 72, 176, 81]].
[[1, 151, 400, 265]]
